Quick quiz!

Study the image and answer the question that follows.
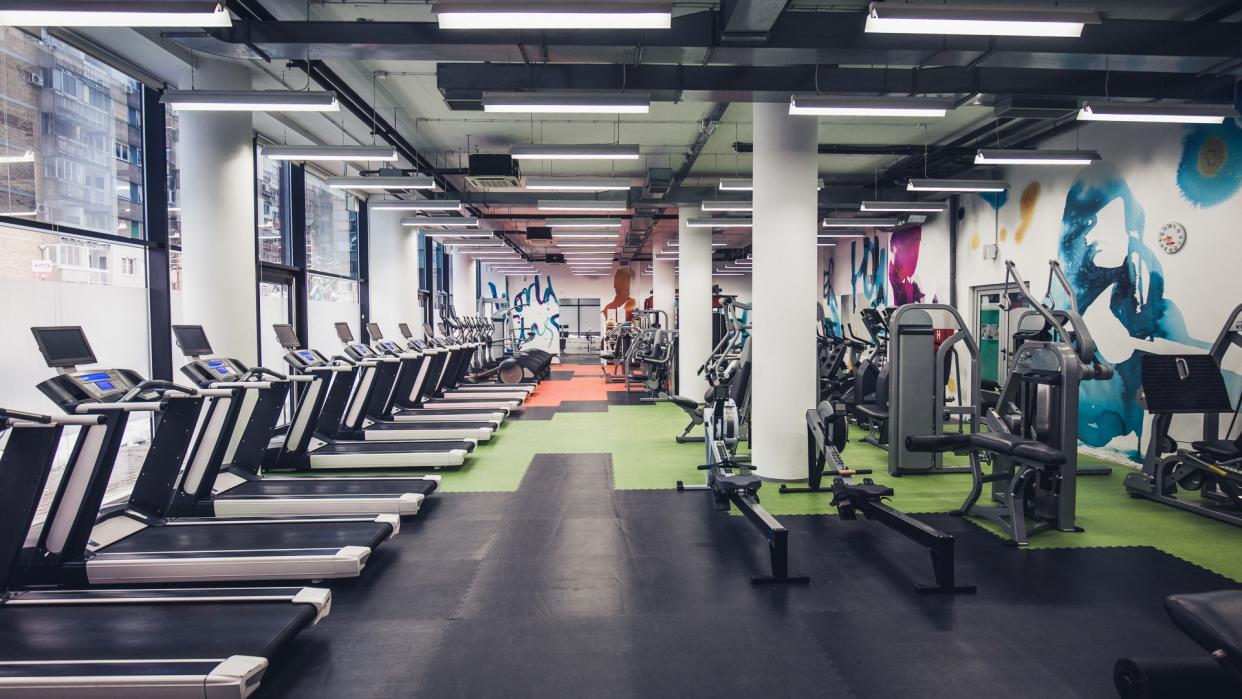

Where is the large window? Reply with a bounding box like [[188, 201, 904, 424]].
[[0, 28, 145, 238], [307, 273, 360, 351], [257, 148, 286, 264], [304, 172, 358, 277]]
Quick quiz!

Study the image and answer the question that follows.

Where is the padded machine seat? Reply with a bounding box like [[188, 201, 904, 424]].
[[716, 474, 762, 495], [905, 432, 1066, 467], [669, 395, 702, 413], [1191, 440, 1242, 462], [855, 403, 889, 421], [837, 481, 894, 501], [1166, 590, 1242, 675]]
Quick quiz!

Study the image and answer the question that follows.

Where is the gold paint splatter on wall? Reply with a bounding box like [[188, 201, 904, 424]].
[[1014, 182, 1041, 243], [1199, 135, 1227, 177], [999, 227, 1008, 241], [970, 232, 980, 250]]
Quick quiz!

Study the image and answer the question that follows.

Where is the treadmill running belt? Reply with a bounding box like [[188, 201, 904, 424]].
[[315, 440, 475, 454], [102, 520, 391, 553], [0, 602, 315, 662], [366, 421, 492, 430], [228, 479, 437, 497]]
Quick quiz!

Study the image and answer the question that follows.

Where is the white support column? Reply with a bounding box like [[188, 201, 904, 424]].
[[751, 101, 819, 480], [652, 231, 676, 332], [366, 210, 421, 337], [178, 57, 258, 363], [678, 206, 712, 401], [451, 252, 476, 316]]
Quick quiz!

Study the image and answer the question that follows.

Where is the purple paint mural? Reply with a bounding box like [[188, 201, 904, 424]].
[[887, 226, 925, 306]]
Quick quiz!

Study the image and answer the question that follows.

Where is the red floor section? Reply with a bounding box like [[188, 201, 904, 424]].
[[523, 365, 631, 406]]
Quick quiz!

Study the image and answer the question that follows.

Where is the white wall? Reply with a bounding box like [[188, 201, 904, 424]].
[[368, 211, 422, 339]]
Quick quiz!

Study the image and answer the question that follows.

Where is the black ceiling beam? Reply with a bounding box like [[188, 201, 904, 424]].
[[733, 142, 977, 156], [436, 63, 1237, 104], [177, 13, 1242, 73], [720, 0, 790, 42]]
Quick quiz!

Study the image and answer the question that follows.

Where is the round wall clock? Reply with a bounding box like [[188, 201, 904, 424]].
[[1157, 222, 1187, 254]]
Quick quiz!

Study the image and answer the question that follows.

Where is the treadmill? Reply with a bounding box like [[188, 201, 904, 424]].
[[168, 324, 440, 518], [23, 326, 397, 586], [371, 322, 509, 425], [330, 321, 495, 442], [267, 324, 475, 470], [0, 407, 332, 698], [398, 324, 525, 411], [418, 320, 533, 400]]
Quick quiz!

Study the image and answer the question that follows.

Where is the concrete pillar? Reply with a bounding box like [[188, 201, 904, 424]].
[[178, 57, 258, 363], [451, 252, 476, 316], [652, 230, 676, 332], [366, 211, 421, 338], [678, 206, 712, 402], [751, 101, 819, 480]]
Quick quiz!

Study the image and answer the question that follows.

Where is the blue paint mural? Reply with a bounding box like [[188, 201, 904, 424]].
[[1176, 107, 1242, 207], [979, 190, 1010, 210], [511, 275, 561, 354], [849, 234, 888, 311], [822, 257, 842, 337], [1058, 162, 1211, 459]]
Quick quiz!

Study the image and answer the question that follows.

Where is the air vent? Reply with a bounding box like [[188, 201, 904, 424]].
[[993, 97, 1078, 120], [466, 154, 521, 189], [525, 226, 552, 240], [643, 168, 673, 200], [545, 253, 565, 264]]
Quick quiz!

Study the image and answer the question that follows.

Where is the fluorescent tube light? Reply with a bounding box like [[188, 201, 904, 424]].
[[511, 144, 640, 160], [975, 149, 1101, 166], [404, 217, 480, 228], [483, 92, 650, 114], [161, 90, 339, 112], [371, 200, 463, 212], [442, 242, 504, 248], [552, 233, 620, 239], [701, 200, 754, 212], [0, 150, 34, 164], [907, 179, 1008, 193], [546, 219, 623, 228], [861, 201, 947, 213], [718, 178, 824, 191], [864, 2, 1099, 38], [262, 145, 398, 161], [557, 243, 616, 248], [817, 243, 837, 247], [666, 242, 727, 247], [790, 95, 950, 118], [1078, 102, 1240, 124], [422, 232, 494, 239], [0, 0, 232, 27], [329, 176, 436, 190], [686, 218, 752, 228], [526, 178, 632, 192], [823, 217, 899, 228], [537, 200, 629, 212], [435, 2, 670, 30], [714, 273, 744, 277], [820, 233, 866, 239]]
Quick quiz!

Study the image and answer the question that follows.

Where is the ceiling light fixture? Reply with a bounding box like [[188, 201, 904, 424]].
[[370, 199, 463, 212], [860, 201, 948, 213], [551, 233, 620, 239], [526, 178, 632, 192], [823, 217, 899, 228], [434, 2, 670, 30], [701, 200, 754, 212], [686, 218, 753, 228], [330, 176, 436, 190], [718, 178, 825, 191], [819, 233, 867, 239], [161, 90, 339, 112], [557, 243, 617, 248], [975, 149, 1101, 166], [1078, 102, 1240, 124], [790, 95, 950, 118], [510, 144, 641, 160], [537, 200, 629, 211], [907, 179, 1009, 193], [262, 145, 398, 162], [0, 0, 232, 27], [863, 2, 1099, 38], [403, 218, 481, 228], [545, 218, 624, 228], [482, 92, 650, 114]]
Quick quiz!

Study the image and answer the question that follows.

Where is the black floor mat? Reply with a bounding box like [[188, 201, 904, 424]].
[[256, 453, 1238, 699]]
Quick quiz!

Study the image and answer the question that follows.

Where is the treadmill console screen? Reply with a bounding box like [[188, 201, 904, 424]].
[[32, 326, 97, 368], [70, 369, 130, 398], [379, 341, 401, 353], [290, 349, 325, 368], [172, 325, 213, 356], [205, 359, 237, 377], [350, 344, 375, 358]]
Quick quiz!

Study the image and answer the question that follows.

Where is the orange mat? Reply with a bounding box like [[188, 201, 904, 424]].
[[522, 373, 629, 406]]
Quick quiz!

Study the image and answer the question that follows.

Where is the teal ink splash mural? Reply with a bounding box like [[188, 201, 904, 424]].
[[850, 234, 887, 310], [822, 257, 841, 337], [1176, 102, 1242, 207], [511, 274, 561, 355]]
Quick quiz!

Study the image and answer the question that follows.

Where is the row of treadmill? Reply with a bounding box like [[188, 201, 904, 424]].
[[0, 317, 548, 696]]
